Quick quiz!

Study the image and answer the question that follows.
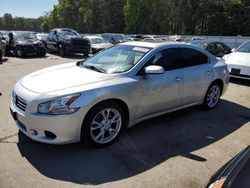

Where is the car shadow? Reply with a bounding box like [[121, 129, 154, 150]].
[[230, 77, 250, 87], [47, 51, 89, 60], [0, 58, 9, 64], [17, 99, 250, 185]]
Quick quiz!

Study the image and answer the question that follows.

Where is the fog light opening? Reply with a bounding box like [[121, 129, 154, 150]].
[[30, 129, 38, 136], [44, 131, 56, 140]]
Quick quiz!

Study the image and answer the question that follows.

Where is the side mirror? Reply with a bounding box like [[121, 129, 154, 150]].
[[231, 48, 235, 52], [145, 65, 164, 74]]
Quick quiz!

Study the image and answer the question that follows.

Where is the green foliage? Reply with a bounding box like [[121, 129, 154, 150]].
[[0, 0, 249, 35]]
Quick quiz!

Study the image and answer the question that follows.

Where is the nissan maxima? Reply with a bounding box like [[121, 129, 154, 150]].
[[10, 42, 229, 147]]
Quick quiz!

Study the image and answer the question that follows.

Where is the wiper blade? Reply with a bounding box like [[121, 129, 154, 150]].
[[83, 65, 106, 73]]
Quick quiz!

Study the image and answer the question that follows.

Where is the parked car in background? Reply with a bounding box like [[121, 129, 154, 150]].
[[191, 41, 232, 58], [128, 35, 144, 41], [84, 35, 113, 54], [101, 33, 129, 44], [142, 37, 165, 43], [169, 34, 183, 42], [223, 40, 250, 80], [191, 37, 205, 41], [0, 31, 7, 60], [207, 145, 250, 188], [45, 28, 90, 57], [36, 33, 48, 44], [7, 31, 46, 57], [10, 41, 229, 147], [206, 42, 232, 57], [0, 30, 10, 42]]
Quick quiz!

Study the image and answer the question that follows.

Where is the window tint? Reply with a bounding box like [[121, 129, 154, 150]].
[[216, 43, 231, 52], [181, 48, 209, 67], [146, 48, 183, 71], [207, 43, 216, 52]]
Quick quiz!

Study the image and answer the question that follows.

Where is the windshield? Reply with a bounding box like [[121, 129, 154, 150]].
[[90, 38, 107, 44], [60, 29, 79, 36], [114, 34, 128, 41], [81, 45, 151, 74], [16, 33, 38, 41], [236, 41, 250, 53]]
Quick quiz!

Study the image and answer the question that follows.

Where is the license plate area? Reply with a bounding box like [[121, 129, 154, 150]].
[[10, 108, 17, 120], [231, 68, 241, 75]]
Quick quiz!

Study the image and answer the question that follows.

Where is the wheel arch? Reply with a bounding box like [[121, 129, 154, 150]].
[[80, 98, 130, 144], [210, 79, 224, 94]]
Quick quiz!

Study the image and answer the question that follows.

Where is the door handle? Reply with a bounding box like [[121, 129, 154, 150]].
[[174, 77, 182, 82], [205, 71, 212, 75]]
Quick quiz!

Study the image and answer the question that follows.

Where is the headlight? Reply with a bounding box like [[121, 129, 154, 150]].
[[37, 94, 80, 115]]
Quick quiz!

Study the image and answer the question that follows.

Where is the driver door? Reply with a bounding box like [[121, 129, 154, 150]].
[[133, 48, 184, 118]]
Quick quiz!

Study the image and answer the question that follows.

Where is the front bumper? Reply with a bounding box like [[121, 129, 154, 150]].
[[19, 45, 46, 57], [10, 89, 87, 144], [228, 64, 250, 80]]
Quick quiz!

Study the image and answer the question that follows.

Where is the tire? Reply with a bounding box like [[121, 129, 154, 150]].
[[15, 46, 23, 57], [0, 51, 2, 61], [202, 82, 222, 109], [39, 48, 46, 57], [82, 101, 125, 147], [59, 44, 65, 57]]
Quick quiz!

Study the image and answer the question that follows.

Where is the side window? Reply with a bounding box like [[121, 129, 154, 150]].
[[206, 43, 216, 52], [137, 48, 183, 75], [150, 48, 183, 71], [48, 31, 54, 40], [181, 48, 209, 67]]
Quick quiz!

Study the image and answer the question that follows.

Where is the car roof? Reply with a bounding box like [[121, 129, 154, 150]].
[[85, 35, 103, 39], [120, 41, 187, 48]]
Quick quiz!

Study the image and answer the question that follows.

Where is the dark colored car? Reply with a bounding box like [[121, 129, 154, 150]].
[[7, 31, 46, 57], [206, 42, 232, 58], [45, 28, 90, 57], [101, 33, 129, 44], [207, 145, 250, 188], [0, 32, 6, 60], [191, 41, 232, 57]]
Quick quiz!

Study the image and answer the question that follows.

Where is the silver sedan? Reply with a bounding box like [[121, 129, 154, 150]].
[[10, 42, 229, 147]]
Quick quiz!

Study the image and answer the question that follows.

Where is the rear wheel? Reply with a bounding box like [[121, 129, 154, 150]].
[[203, 82, 221, 109], [39, 48, 46, 57], [82, 101, 125, 147]]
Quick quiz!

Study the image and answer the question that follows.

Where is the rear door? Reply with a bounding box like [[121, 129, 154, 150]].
[[180, 48, 214, 105]]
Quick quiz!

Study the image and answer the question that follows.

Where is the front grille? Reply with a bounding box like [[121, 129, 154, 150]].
[[23, 45, 38, 54], [15, 95, 27, 111], [71, 39, 89, 50]]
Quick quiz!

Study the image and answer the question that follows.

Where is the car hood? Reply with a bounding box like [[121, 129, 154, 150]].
[[224, 52, 250, 66], [15, 40, 41, 45], [62, 35, 85, 41], [20, 63, 114, 94]]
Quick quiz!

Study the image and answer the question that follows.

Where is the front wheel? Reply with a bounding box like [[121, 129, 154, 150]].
[[59, 44, 65, 57], [202, 82, 221, 109], [82, 101, 125, 147]]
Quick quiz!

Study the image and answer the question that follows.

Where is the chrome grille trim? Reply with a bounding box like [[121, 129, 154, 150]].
[[15, 95, 27, 111]]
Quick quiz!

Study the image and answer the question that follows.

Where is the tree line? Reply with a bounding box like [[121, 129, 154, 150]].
[[1, 0, 250, 36]]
